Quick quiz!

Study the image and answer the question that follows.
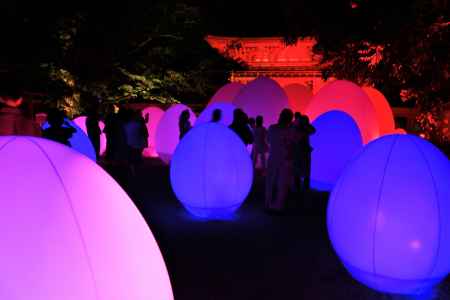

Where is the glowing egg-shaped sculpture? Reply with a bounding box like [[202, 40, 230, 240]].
[[233, 77, 289, 127], [283, 83, 313, 113], [195, 102, 236, 127], [395, 128, 407, 134], [141, 106, 165, 158], [328, 134, 450, 295], [73, 116, 107, 156], [306, 80, 379, 144], [208, 82, 244, 106], [170, 123, 253, 219], [42, 118, 97, 161], [310, 111, 363, 191], [155, 104, 196, 164], [0, 136, 173, 300], [362, 86, 395, 135]]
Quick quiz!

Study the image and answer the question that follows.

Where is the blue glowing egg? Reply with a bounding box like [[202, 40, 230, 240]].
[[170, 123, 253, 219], [327, 134, 450, 295], [42, 118, 97, 161], [310, 110, 363, 191]]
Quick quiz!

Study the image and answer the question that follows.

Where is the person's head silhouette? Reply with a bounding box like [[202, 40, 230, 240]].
[[256, 115, 264, 127], [278, 108, 294, 127], [212, 109, 222, 122], [47, 109, 65, 128]]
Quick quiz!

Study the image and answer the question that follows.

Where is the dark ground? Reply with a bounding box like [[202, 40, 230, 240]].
[[106, 158, 450, 300]]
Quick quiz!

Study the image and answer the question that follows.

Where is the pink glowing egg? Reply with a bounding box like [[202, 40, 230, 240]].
[[233, 77, 289, 127], [283, 83, 313, 114], [0, 136, 173, 300], [155, 104, 196, 164], [306, 80, 380, 144], [73, 116, 106, 155], [208, 82, 245, 106], [196, 102, 237, 127], [362, 86, 396, 135], [141, 106, 165, 158]]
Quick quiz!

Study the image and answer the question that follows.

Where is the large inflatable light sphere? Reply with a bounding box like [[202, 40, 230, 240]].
[[155, 104, 196, 164], [283, 83, 313, 114], [362, 86, 395, 135], [233, 77, 289, 127], [208, 82, 245, 106], [306, 80, 379, 144], [141, 106, 165, 158], [170, 123, 253, 219], [327, 134, 450, 295], [310, 111, 363, 191], [73, 116, 107, 155], [195, 102, 237, 127], [43, 118, 97, 161], [0, 137, 173, 300]]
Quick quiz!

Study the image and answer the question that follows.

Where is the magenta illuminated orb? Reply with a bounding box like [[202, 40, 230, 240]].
[[0, 136, 173, 300], [208, 82, 245, 106], [195, 102, 236, 127], [328, 134, 450, 295], [233, 77, 289, 127], [141, 106, 165, 158], [310, 111, 363, 191], [155, 104, 196, 164], [170, 123, 253, 219], [306, 80, 379, 144], [42, 118, 97, 161], [73, 116, 107, 155]]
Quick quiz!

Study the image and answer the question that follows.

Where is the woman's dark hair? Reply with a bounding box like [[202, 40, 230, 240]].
[[278, 108, 294, 126]]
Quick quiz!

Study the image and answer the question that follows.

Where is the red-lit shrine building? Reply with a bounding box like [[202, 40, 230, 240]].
[[206, 35, 327, 94]]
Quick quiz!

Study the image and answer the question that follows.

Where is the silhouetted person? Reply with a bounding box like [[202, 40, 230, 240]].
[[124, 110, 148, 176], [179, 109, 192, 140], [293, 114, 316, 192], [252, 115, 268, 170], [229, 108, 254, 145], [42, 109, 76, 146], [86, 106, 101, 160], [266, 108, 296, 213], [104, 104, 128, 164], [0, 84, 41, 136], [211, 109, 222, 122]]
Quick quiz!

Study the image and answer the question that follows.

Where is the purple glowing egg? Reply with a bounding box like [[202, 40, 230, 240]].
[[170, 123, 253, 219], [42, 118, 97, 161], [328, 134, 450, 295], [195, 102, 236, 127], [0, 136, 173, 300], [310, 110, 363, 191], [141, 106, 165, 158], [233, 77, 289, 127], [73, 116, 107, 156], [155, 104, 196, 164], [208, 82, 245, 106]]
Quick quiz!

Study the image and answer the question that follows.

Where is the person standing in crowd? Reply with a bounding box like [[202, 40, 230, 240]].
[[265, 108, 297, 213], [293, 113, 316, 193], [211, 109, 222, 123], [86, 105, 101, 160], [104, 104, 128, 165], [179, 109, 192, 140], [124, 110, 148, 177], [0, 84, 41, 137], [229, 108, 254, 146], [252, 115, 268, 171], [42, 108, 76, 146]]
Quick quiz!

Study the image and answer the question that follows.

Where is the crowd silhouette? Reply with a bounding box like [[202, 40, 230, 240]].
[[0, 83, 315, 214]]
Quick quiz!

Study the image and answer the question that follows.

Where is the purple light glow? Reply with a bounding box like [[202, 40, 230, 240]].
[[233, 77, 289, 127], [155, 104, 196, 164], [328, 134, 450, 295], [42, 118, 97, 161], [170, 123, 253, 219], [208, 82, 245, 106], [195, 102, 236, 127], [141, 106, 165, 158], [0, 136, 173, 300], [73, 116, 107, 155], [310, 111, 363, 191]]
